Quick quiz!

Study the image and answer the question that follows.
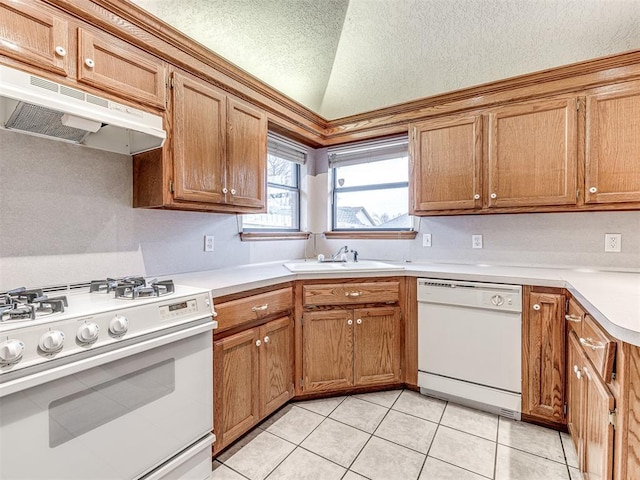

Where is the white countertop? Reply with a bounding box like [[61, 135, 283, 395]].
[[170, 261, 640, 346]]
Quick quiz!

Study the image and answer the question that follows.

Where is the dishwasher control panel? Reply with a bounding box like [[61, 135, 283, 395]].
[[417, 278, 522, 312]]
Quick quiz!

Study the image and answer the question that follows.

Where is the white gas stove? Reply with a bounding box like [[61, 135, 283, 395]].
[[0, 277, 217, 480]]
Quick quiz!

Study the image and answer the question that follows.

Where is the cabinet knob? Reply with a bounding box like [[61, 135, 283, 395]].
[[263, 336, 270, 343], [84, 58, 95, 68], [490, 193, 497, 199], [356, 318, 362, 325], [576, 370, 581, 380], [255, 339, 262, 347], [347, 319, 353, 326], [589, 187, 597, 194], [230, 188, 236, 195], [55, 46, 67, 57], [473, 194, 480, 200], [222, 187, 228, 194], [532, 304, 541, 311]]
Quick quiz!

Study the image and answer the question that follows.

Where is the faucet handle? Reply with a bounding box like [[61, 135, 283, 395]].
[[350, 249, 359, 262]]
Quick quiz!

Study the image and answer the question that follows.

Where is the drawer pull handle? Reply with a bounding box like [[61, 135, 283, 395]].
[[263, 336, 270, 343], [345, 291, 363, 297], [252, 304, 269, 312], [580, 337, 605, 350], [532, 304, 541, 311], [565, 314, 582, 323], [576, 369, 581, 380]]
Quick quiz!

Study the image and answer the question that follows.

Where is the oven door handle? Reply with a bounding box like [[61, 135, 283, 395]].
[[0, 319, 216, 398]]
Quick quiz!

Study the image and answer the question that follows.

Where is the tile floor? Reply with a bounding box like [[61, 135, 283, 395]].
[[211, 389, 583, 480]]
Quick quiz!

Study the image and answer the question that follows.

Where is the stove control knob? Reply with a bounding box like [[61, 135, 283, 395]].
[[0, 339, 25, 365], [109, 315, 129, 336], [77, 322, 100, 344], [39, 330, 65, 353]]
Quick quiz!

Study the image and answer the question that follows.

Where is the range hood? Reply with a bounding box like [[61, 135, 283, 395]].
[[0, 65, 166, 155]]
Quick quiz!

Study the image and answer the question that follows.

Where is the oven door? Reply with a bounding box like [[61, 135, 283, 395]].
[[0, 321, 213, 480]]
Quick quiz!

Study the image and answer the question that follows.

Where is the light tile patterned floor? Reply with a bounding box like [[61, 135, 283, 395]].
[[212, 389, 583, 480]]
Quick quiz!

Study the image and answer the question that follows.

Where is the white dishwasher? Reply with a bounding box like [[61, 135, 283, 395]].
[[417, 278, 522, 419]]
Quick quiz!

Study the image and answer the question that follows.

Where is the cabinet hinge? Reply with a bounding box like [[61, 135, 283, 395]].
[[609, 409, 617, 429], [169, 180, 174, 194], [563, 403, 568, 415]]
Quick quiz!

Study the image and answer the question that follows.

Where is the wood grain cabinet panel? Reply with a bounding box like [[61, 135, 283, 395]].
[[303, 282, 400, 306], [486, 98, 578, 208], [410, 114, 482, 212], [567, 331, 584, 459], [215, 287, 292, 333], [585, 87, 640, 204], [522, 289, 566, 423], [0, 0, 71, 76], [259, 316, 294, 417]]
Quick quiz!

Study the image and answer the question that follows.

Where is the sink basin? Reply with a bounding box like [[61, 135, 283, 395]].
[[284, 260, 402, 273]]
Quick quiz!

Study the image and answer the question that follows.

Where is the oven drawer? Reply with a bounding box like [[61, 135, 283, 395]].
[[215, 287, 292, 331], [303, 282, 399, 306], [580, 314, 616, 383], [565, 298, 585, 336]]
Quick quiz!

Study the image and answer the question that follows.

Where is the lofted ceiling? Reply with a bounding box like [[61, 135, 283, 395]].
[[130, 0, 640, 120]]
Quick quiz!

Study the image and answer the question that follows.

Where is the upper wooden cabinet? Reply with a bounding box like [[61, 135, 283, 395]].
[[410, 114, 482, 212], [585, 86, 640, 204], [0, 0, 71, 77], [76, 28, 166, 110], [134, 70, 267, 213], [486, 98, 578, 208]]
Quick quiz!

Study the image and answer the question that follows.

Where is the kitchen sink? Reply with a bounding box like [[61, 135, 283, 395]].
[[284, 260, 402, 273]]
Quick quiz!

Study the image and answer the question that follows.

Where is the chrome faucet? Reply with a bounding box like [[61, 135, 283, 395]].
[[330, 245, 349, 261]]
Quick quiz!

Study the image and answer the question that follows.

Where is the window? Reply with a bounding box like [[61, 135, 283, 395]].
[[243, 132, 305, 232], [330, 136, 411, 231]]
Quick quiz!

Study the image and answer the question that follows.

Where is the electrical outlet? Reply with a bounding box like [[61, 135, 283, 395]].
[[472, 234, 483, 249], [422, 233, 432, 247], [204, 235, 214, 252], [604, 233, 621, 253]]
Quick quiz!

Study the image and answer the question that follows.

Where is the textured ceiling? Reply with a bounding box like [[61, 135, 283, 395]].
[[131, 0, 640, 120]]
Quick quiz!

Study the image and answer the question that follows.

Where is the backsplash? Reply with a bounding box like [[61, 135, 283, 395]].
[[1, 130, 638, 290], [0, 130, 306, 290]]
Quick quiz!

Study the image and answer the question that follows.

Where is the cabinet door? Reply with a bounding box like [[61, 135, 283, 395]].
[[226, 97, 267, 209], [582, 362, 614, 480], [353, 306, 401, 386], [302, 310, 353, 393], [487, 98, 578, 207], [213, 328, 259, 452], [410, 115, 482, 212], [0, 0, 70, 76], [259, 316, 293, 417], [77, 28, 166, 109], [172, 71, 227, 204], [567, 332, 584, 466], [523, 290, 566, 422], [585, 87, 640, 204]]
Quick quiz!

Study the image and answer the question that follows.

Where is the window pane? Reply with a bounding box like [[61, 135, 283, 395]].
[[243, 186, 299, 230], [334, 187, 410, 229], [333, 157, 408, 189], [267, 154, 298, 187]]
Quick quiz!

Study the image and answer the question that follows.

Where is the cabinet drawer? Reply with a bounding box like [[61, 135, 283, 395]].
[[580, 314, 616, 383], [303, 282, 399, 306], [565, 298, 585, 336], [215, 288, 292, 331]]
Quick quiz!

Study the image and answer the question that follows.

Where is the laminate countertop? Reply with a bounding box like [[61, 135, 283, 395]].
[[170, 261, 640, 346]]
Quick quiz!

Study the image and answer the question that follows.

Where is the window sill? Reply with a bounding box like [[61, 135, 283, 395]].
[[240, 231, 311, 242], [323, 231, 418, 240]]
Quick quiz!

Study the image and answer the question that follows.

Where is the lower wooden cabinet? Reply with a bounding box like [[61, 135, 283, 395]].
[[522, 287, 566, 424], [301, 306, 401, 394], [567, 331, 615, 480], [213, 316, 293, 453]]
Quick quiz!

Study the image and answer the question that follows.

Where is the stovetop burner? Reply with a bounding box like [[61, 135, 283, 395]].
[[0, 287, 68, 323], [90, 277, 174, 299]]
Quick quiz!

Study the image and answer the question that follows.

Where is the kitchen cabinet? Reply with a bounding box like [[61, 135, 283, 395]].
[[565, 298, 586, 441], [134, 70, 267, 213], [213, 286, 293, 453], [567, 331, 615, 480], [585, 85, 640, 204], [410, 114, 482, 212], [486, 97, 578, 208], [522, 287, 566, 425], [0, 1, 166, 109], [300, 281, 401, 394]]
